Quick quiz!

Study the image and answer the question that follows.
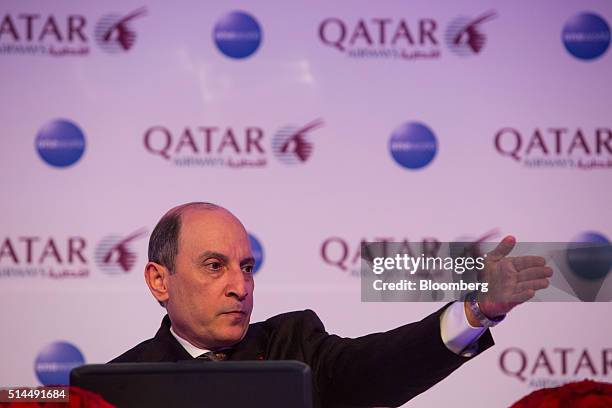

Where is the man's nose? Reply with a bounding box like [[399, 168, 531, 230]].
[[226, 265, 249, 300]]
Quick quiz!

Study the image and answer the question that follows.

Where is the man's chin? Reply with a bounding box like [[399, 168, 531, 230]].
[[211, 326, 248, 347]]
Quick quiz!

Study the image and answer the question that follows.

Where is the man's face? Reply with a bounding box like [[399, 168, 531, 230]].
[[165, 208, 255, 349]]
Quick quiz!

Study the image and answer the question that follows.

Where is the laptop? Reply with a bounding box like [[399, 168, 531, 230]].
[[71, 361, 312, 408]]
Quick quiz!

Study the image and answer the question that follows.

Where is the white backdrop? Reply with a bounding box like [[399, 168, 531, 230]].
[[1, 1, 611, 406]]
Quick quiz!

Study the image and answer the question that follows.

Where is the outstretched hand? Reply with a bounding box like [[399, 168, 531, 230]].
[[468, 236, 553, 323]]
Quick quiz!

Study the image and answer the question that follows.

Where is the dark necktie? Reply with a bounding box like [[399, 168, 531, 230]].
[[196, 350, 230, 361]]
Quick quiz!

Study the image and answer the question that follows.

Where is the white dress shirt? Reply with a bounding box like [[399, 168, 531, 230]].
[[170, 325, 212, 357], [440, 301, 486, 357]]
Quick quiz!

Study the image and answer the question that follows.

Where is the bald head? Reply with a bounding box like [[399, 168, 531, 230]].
[[148, 202, 243, 275]]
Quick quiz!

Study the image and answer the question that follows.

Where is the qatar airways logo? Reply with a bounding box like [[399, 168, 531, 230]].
[[94, 228, 147, 274], [94, 7, 147, 53], [0, 229, 145, 279], [322, 231, 499, 277], [322, 236, 443, 277], [272, 119, 324, 165], [0, 7, 146, 57], [318, 11, 496, 61], [499, 347, 612, 388], [494, 127, 612, 170], [143, 120, 322, 168], [0, 236, 90, 278], [445, 11, 497, 56]]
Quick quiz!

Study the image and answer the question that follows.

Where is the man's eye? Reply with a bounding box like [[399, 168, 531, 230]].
[[242, 265, 254, 274], [206, 262, 223, 271]]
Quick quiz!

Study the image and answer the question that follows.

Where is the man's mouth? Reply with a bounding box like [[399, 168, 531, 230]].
[[221, 310, 246, 317]]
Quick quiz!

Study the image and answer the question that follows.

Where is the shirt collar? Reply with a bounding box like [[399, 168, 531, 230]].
[[169, 325, 210, 358]]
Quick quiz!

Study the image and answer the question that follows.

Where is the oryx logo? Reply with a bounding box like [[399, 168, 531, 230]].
[[94, 228, 147, 274], [445, 11, 497, 56], [272, 119, 324, 164], [94, 7, 147, 53]]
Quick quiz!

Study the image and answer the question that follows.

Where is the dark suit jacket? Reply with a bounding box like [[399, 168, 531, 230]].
[[111, 305, 493, 407]]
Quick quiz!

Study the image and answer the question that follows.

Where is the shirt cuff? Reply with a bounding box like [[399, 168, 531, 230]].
[[440, 301, 487, 357]]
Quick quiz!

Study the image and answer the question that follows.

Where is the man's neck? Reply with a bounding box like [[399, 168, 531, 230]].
[[169, 325, 210, 358]]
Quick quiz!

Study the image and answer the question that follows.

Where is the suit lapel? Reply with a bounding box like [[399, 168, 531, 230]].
[[143, 315, 194, 362]]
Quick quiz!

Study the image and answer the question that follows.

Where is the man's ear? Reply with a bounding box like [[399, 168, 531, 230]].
[[144, 262, 170, 305]]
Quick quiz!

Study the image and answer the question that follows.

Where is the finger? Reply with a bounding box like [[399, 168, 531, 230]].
[[511, 256, 546, 271], [516, 278, 550, 292], [487, 235, 516, 261], [510, 289, 535, 304], [517, 266, 553, 282]]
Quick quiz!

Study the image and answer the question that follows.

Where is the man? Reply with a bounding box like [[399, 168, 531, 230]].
[[111, 202, 552, 407]]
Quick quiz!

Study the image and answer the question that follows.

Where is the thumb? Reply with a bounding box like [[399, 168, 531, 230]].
[[487, 235, 516, 261]]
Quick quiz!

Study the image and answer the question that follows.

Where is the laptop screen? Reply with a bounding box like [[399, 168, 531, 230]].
[[71, 361, 312, 408]]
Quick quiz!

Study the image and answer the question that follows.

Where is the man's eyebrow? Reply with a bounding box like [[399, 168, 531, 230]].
[[240, 257, 256, 267], [196, 251, 229, 265]]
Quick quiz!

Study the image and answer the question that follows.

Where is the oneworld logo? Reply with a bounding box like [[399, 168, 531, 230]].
[[550, 231, 612, 302], [35, 341, 85, 386], [94, 228, 147, 274], [35, 119, 86, 168], [213, 11, 262, 59], [389, 122, 437, 170], [445, 11, 497, 56], [562, 12, 610, 60], [248, 233, 264, 274], [94, 7, 147, 53], [567, 232, 611, 281], [272, 119, 324, 165], [494, 127, 612, 170]]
